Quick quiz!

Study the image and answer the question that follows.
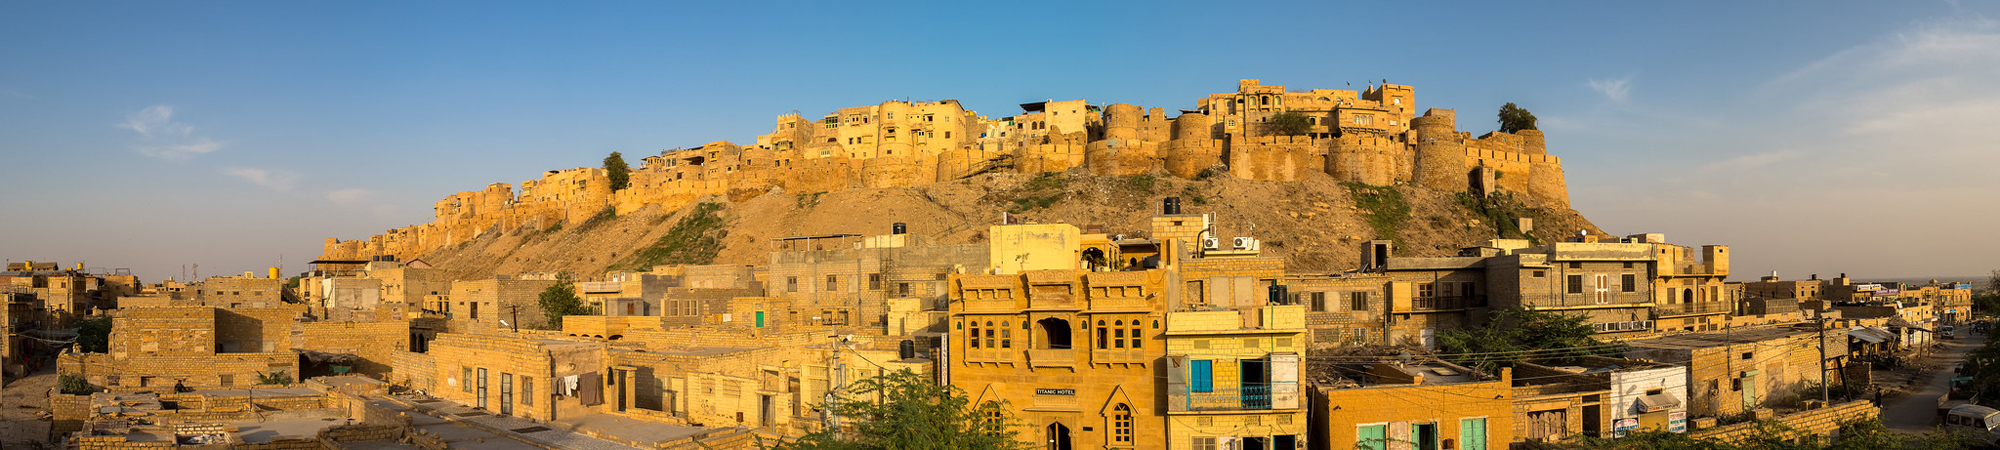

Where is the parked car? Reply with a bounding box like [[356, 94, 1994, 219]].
[[1944, 326, 1958, 339], [1944, 404, 2000, 443]]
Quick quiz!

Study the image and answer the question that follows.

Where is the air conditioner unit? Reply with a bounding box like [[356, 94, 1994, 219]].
[[1201, 237, 1221, 250], [1233, 237, 1256, 250]]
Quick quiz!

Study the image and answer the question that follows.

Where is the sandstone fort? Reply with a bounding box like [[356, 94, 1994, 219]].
[[321, 79, 1570, 262]]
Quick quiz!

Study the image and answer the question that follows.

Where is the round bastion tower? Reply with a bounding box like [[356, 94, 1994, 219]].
[[1087, 103, 1152, 176], [1410, 109, 1468, 192], [1517, 129, 1571, 207], [1163, 112, 1221, 178]]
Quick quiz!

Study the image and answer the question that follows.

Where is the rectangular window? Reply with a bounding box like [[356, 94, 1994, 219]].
[[1310, 292, 1326, 312], [1130, 324, 1142, 348], [1568, 275, 1584, 294], [522, 376, 533, 406], [787, 277, 798, 293], [1418, 283, 1434, 299], [1000, 329, 1011, 348], [462, 367, 474, 393], [898, 282, 911, 296], [1351, 292, 1369, 311], [1192, 437, 1217, 450], [826, 275, 838, 291], [1569, 261, 1583, 269], [1622, 274, 1637, 292], [970, 325, 981, 348], [1114, 328, 1125, 348], [1190, 360, 1213, 393], [869, 274, 882, 291]]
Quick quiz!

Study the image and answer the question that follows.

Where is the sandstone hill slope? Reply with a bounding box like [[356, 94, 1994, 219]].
[[410, 169, 1603, 280]]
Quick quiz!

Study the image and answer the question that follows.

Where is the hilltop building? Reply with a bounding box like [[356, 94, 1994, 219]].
[[320, 79, 1572, 265]]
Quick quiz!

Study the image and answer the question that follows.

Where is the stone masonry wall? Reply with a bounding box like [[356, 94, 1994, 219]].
[[323, 80, 1576, 263]]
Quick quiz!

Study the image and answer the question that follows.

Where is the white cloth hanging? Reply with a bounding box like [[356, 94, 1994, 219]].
[[563, 375, 580, 396]]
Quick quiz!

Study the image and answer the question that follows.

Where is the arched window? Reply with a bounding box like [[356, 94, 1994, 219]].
[[1111, 404, 1133, 444], [1097, 320, 1110, 349]]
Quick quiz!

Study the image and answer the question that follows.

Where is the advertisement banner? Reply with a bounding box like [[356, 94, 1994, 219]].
[[1668, 412, 1688, 433], [1614, 418, 1640, 438]]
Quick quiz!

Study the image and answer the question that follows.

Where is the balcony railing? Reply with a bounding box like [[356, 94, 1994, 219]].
[[1652, 301, 1731, 317], [1410, 296, 1486, 311], [1168, 384, 1294, 412]]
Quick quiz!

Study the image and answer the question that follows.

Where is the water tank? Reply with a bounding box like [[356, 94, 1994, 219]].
[[898, 340, 915, 360], [892, 223, 907, 235]]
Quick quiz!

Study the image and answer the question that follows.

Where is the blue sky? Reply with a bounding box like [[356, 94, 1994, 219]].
[[3, 1, 1997, 282]]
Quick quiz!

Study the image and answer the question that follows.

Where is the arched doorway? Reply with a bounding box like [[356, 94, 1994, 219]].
[[1045, 422, 1072, 450], [1682, 288, 1694, 304], [1081, 248, 1106, 271], [1038, 318, 1072, 349]]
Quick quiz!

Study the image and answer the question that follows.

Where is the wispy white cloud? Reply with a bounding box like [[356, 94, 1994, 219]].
[[120, 105, 192, 138], [326, 188, 375, 206], [1573, 14, 2000, 279], [1588, 76, 1633, 102], [0, 88, 32, 100], [138, 137, 223, 159], [327, 188, 398, 218], [121, 104, 223, 159], [224, 167, 298, 191]]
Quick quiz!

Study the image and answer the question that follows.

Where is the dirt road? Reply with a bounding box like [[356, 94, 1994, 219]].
[[1, 368, 56, 448]]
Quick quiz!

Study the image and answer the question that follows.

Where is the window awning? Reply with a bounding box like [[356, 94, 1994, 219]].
[[1637, 393, 1681, 412], [1850, 327, 1894, 343]]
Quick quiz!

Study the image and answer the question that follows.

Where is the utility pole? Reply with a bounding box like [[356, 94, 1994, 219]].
[[1818, 314, 1831, 405], [509, 304, 520, 332]]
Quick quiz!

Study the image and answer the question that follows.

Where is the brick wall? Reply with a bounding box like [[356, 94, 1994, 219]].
[[299, 321, 409, 377], [1690, 401, 1879, 442]]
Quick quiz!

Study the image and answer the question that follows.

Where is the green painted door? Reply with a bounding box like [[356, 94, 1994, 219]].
[[1742, 374, 1758, 409], [1461, 418, 1487, 450], [755, 311, 765, 327], [1358, 424, 1387, 450]]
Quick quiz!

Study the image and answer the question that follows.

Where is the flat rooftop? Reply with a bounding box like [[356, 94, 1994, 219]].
[[1626, 326, 1811, 350]]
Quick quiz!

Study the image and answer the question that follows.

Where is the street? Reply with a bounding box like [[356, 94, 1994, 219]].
[[1881, 331, 1986, 433]]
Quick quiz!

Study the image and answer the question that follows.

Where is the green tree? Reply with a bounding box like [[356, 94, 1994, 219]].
[[604, 151, 631, 192], [1498, 103, 1538, 133], [1435, 307, 1612, 374], [1266, 111, 1313, 136], [75, 314, 112, 353], [537, 274, 592, 329], [773, 369, 1027, 450], [59, 375, 93, 395]]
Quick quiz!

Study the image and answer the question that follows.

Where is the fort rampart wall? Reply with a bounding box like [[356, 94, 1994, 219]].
[[322, 80, 1570, 262]]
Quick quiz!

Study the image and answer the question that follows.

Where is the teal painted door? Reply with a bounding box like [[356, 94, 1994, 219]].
[[1358, 424, 1387, 450], [1190, 360, 1213, 392], [1461, 418, 1487, 450], [755, 311, 765, 327]]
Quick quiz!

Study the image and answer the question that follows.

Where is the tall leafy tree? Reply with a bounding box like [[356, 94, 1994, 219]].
[[774, 369, 1027, 450], [604, 151, 631, 192], [1266, 111, 1313, 136], [536, 273, 591, 329], [75, 314, 112, 353], [1498, 103, 1538, 133], [1435, 307, 1610, 374]]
